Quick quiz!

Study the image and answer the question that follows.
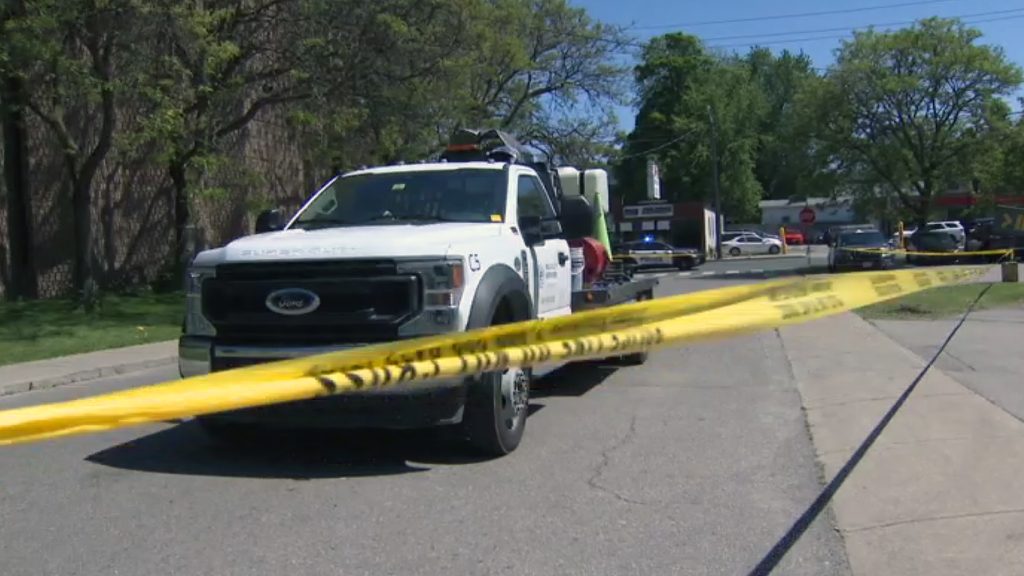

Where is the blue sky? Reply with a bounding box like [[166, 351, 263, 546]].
[[576, 0, 1024, 130]]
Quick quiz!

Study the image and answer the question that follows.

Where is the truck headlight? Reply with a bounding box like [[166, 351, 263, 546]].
[[424, 262, 465, 309], [184, 266, 216, 336], [397, 258, 465, 334]]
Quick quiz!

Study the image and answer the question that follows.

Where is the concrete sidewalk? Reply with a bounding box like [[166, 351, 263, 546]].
[[870, 308, 1024, 422], [0, 341, 177, 397], [780, 312, 1024, 576]]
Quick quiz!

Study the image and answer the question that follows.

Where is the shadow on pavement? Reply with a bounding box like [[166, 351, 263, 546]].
[[533, 362, 618, 398], [86, 365, 623, 480], [85, 418, 514, 480]]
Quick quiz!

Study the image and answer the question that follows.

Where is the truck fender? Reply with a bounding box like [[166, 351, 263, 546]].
[[465, 264, 534, 329]]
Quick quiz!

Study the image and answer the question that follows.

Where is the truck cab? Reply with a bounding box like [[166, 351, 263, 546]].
[[179, 129, 652, 455]]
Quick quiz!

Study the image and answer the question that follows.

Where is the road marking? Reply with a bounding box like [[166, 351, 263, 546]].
[[701, 271, 715, 276], [725, 270, 740, 275], [751, 269, 764, 274]]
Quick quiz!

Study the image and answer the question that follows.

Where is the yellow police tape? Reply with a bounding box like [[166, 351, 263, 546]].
[[0, 265, 992, 446], [840, 247, 1015, 257]]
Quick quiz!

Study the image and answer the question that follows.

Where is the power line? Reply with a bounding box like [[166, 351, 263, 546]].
[[632, 0, 962, 29], [614, 128, 703, 161], [708, 13, 1024, 49], [702, 7, 1024, 42]]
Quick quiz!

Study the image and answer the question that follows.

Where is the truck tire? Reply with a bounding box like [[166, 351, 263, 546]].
[[617, 289, 654, 366], [461, 266, 534, 457]]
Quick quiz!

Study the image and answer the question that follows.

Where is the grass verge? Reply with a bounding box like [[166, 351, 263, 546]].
[[0, 292, 183, 367], [856, 282, 1024, 320]]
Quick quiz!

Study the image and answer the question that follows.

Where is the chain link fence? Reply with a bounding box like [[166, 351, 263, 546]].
[[0, 108, 316, 300]]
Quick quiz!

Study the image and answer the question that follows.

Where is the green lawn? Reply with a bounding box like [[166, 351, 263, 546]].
[[856, 282, 1024, 320], [0, 292, 184, 367]]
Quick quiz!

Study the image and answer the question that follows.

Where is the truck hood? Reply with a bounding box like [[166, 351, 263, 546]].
[[195, 222, 503, 265]]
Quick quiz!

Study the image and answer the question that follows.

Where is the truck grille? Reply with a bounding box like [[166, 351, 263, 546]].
[[203, 260, 421, 344]]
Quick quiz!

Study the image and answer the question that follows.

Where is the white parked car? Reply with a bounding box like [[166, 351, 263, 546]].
[[923, 221, 965, 247], [722, 233, 783, 256], [723, 230, 779, 242]]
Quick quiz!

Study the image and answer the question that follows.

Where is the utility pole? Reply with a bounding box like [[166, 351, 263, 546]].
[[708, 105, 723, 260]]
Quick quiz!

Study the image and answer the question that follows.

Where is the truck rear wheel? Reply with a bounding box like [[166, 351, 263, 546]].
[[617, 289, 654, 366]]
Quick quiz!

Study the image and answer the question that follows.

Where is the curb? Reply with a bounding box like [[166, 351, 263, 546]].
[[0, 350, 177, 398]]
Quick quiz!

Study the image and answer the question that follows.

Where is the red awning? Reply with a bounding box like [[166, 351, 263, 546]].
[[934, 195, 1024, 207]]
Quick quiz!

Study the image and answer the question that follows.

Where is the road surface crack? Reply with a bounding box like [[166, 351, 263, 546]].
[[586, 415, 647, 505]]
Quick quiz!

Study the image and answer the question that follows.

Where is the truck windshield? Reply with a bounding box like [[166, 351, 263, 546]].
[[290, 168, 507, 229], [839, 232, 886, 246]]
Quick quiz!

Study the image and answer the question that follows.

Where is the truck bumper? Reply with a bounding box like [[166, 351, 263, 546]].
[[178, 336, 467, 429]]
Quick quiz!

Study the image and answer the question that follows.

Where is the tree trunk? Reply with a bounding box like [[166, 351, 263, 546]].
[[0, 73, 38, 300], [915, 179, 935, 228], [70, 171, 95, 298], [169, 159, 190, 275]]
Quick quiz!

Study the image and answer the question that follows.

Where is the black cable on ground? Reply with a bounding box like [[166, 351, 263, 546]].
[[746, 280, 995, 576]]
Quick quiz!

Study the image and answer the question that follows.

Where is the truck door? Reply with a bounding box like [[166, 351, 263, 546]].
[[516, 174, 572, 319]]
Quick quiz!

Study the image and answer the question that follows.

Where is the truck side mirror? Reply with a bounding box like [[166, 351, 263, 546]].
[[255, 209, 285, 233], [519, 215, 544, 246]]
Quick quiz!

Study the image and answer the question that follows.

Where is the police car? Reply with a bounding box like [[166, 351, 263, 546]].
[[615, 238, 704, 271]]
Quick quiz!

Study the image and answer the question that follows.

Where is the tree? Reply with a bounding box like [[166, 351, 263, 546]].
[[0, 0, 38, 300], [968, 108, 1024, 198], [295, 0, 480, 170], [132, 0, 316, 274], [616, 33, 764, 220], [805, 18, 1023, 225], [524, 107, 620, 167], [295, 0, 630, 171], [745, 47, 833, 200], [3, 0, 143, 304], [461, 0, 629, 135]]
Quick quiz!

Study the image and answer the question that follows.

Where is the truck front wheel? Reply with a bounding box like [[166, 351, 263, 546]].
[[463, 364, 531, 456], [461, 282, 534, 457]]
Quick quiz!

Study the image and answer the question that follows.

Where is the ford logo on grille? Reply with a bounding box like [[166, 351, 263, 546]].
[[265, 288, 321, 316]]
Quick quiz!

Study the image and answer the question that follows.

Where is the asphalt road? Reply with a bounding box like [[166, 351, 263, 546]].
[[0, 276, 851, 576], [635, 246, 828, 279]]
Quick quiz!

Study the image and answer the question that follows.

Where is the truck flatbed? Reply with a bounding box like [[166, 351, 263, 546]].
[[571, 276, 658, 312]]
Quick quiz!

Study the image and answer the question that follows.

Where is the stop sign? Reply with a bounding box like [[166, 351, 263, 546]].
[[799, 207, 816, 224]]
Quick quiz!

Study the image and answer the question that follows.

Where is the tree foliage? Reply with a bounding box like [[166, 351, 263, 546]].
[[1, 0, 629, 300], [2, 0, 148, 304], [616, 34, 766, 220], [745, 48, 833, 200], [804, 18, 1023, 224]]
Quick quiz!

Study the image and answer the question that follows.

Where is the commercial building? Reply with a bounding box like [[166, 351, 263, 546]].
[[609, 199, 720, 258], [758, 196, 862, 239]]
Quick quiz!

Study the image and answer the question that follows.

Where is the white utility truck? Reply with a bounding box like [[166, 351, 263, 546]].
[[179, 129, 657, 455]]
